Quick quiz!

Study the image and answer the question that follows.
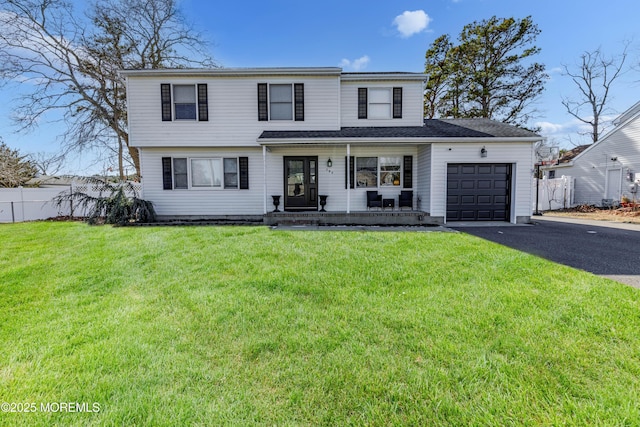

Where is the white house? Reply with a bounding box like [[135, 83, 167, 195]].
[[121, 67, 542, 224], [542, 101, 640, 206]]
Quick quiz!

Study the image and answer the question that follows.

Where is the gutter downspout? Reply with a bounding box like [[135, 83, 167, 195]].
[[347, 144, 351, 214]]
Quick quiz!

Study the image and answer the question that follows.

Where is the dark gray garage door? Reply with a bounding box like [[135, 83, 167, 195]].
[[447, 163, 511, 221]]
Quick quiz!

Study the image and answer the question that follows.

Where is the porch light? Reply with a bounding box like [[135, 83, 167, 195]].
[[327, 158, 333, 168], [480, 147, 487, 158]]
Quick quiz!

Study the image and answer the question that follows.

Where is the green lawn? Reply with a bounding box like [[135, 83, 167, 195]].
[[1, 222, 639, 426]]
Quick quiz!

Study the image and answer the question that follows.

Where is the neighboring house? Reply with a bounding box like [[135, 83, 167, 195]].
[[542, 101, 640, 206], [24, 175, 83, 188], [121, 67, 542, 224]]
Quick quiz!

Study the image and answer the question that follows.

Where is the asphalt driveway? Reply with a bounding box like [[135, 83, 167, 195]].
[[449, 216, 640, 288]]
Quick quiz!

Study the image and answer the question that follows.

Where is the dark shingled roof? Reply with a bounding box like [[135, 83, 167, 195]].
[[259, 118, 540, 140]]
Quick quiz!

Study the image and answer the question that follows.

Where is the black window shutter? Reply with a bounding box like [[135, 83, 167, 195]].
[[239, 157, 249, 189], [162, 157, 173, 189], [393, 87, 403, 119], [358, 88, 367, 119], [294, 83, 304, 121], [161, 84, 172, 121], [403, 155, 413, 188], [257, 83, 268, 121], [197, 84, 208, 121], [345, 156, 355, 189]]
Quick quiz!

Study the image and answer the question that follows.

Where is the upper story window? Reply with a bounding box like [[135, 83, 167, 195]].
[[161, 83, 208, 122], [258, 83, 304, 121], [174, 85, 197, 120], [270, 84, 293, 120], [358, 87, 402, 120]]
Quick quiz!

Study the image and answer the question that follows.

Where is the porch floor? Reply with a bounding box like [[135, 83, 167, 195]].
[[264, 210, 441, 226]]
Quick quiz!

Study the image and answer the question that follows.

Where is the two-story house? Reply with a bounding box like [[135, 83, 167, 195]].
[[121, 67, 541, 224]]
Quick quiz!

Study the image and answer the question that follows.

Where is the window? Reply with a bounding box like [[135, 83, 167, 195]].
[[380, 157, 401, 186], [191, 158, 222, 187], [162, 157, 249, 190], [257, 83, 304, 121], [173, 158, 188, 189], [174, 85, 197, 120], [368, 88, 391, 119], [224, 158, 238, 189], [358, 87, 403, 119], [160, 83, 208, 121], [356, 157, 378, 188], [548, 170, 556, 179], [270, 84, 293, 120], [346, 156, 412, 189]]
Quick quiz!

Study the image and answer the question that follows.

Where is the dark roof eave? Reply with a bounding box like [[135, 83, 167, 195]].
[[258, 136, 542, 145]]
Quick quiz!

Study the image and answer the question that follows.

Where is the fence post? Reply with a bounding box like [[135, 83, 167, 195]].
[[11, 201, 15, 223], [69, 183, 74, 218], [19, 185, 25, 222]]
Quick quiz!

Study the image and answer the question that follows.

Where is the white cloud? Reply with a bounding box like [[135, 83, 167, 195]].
[[340, 55, 370, 71], [393, 10, 431, 38], [535, 121, 568, 135]]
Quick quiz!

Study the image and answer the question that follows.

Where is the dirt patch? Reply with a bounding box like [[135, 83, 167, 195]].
[[545, 205, 640, 224]]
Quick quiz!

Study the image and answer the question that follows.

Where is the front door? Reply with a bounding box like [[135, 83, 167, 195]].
[[284, 156, 318, 211]]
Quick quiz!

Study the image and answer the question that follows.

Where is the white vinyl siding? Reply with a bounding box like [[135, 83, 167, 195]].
[[340, 80, 424, 127], [140, 147, 263, 216], [543, 114, 640, 206], [430, 142, 534, 223], [127, 75, 340, 148], [417, 144, 432, 213]]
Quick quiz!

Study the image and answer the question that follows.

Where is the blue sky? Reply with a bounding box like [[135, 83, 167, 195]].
[[1, 0, 640, 174]]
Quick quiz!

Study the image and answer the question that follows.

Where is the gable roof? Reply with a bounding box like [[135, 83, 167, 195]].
[[259, 118, 540, 143], [554, 101, 640, 166]]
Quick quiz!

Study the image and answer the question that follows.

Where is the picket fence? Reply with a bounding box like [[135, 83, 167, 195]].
[[0, 182, 142, 223], [533, 176, 574, 212]]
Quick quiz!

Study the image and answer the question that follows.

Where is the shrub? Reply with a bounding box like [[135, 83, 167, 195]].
[[53, 178, 156, 225]]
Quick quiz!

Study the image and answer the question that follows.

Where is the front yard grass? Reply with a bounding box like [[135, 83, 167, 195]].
[[1, 222, 639, 426]]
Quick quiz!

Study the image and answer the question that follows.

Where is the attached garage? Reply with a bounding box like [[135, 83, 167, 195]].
[[446, 163, 512, 221]]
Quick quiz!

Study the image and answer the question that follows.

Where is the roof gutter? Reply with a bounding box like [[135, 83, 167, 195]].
[[257, 136, 543, 145], [119, 67, 343, 78]]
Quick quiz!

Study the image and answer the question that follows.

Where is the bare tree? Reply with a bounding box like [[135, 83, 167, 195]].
[[561, 45, 628, 143], [31, 151, 66, 176], [0, 0, 215, 179]]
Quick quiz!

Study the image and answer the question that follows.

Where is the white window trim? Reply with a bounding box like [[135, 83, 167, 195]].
[[355, 156, 403, 188], [172, 157, 241, 190], [173, 84, 198, 121], [367, 88, 392, 120], [269, 83, 294, 121]]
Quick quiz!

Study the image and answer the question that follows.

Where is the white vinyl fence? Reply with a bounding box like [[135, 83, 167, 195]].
[[533, 176, 574, 212], [0, 182, 142, 223]]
